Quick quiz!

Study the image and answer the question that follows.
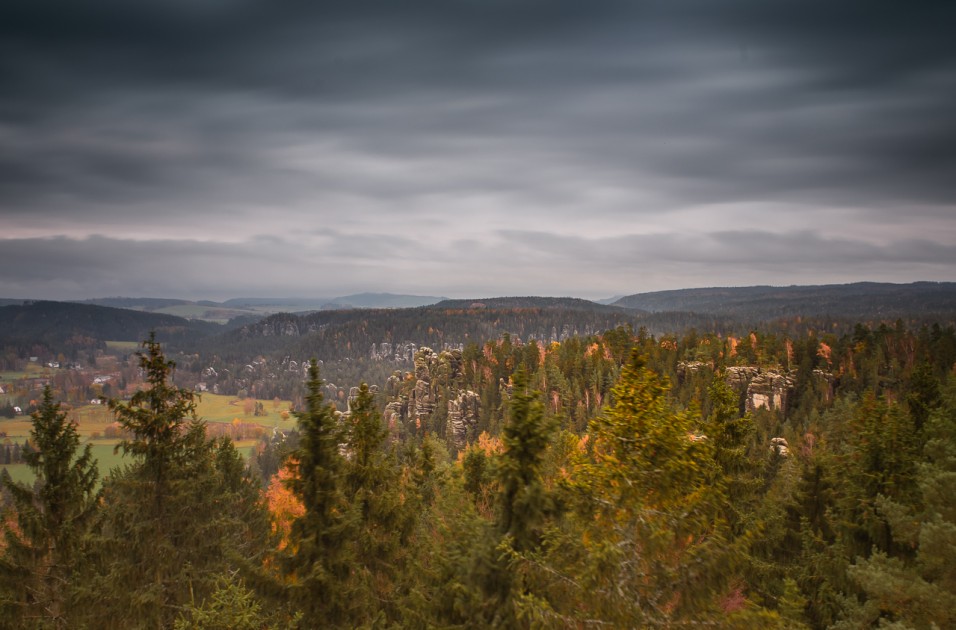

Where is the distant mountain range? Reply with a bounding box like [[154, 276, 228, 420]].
[[58, 293, 449, 322], [610, 282, 956, 321], [2, 283, 955, 360], [434, 297, 623, 311]]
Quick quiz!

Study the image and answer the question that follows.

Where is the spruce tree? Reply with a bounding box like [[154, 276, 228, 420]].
[[75, 334, 270, 629], [567, 350, 729, 626], [705, 372, 759, 538], [497, 367, 555, 553], [843, 382, 956, 628], [0, 386, 99, 629], [462, 367, 559, 628], [341, 382, 413, 625], [280, 359, 351, 627]]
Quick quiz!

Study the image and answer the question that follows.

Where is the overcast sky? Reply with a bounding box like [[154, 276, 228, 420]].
[[1, 0, 954, 301]]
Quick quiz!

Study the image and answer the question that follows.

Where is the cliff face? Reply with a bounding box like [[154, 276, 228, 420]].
[[743, 371, 795, 413]]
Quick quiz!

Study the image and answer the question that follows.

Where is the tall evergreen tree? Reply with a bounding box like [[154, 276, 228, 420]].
[[497, 368, 556, 553], [454, 368, 560, 628], [705, 372, 760, 538], [341, 382, 413, 625], [565, 350, 734, 626], [280, 359, 351, 627], [75, 334, 270, 629], [0, 386, 99, 629]]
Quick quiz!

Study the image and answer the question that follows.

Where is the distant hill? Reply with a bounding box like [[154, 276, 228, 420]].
[[594, 295, 626, 306], [81, 297, 194, 310], [612, 282, 956, 321], [321, 293, 447, 310], [433, 296, 620, 311], [0, 301, 221, 348], [66, 293, 448, 321], [219, 297, 332, 309], [202, 298, 642, 362]]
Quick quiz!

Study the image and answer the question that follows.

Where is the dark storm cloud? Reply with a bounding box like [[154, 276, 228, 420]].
[[0, 0, 954, 298]]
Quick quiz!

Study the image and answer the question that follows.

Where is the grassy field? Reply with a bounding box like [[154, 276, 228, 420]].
[[196, 393, 296, 431], [105, 340, 140, 352], [154, 304, 251, 323], [1, 463, 33, 485], [0, 393, 294, 437], [0, 363, 50, 381], [0, 417, 33, 441], [1, 393, 292, 484]]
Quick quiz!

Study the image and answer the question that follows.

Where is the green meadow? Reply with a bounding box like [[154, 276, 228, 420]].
[[1, 393, 292, 484], [0, 363, 51, 380], [104, 340, 140, 352]]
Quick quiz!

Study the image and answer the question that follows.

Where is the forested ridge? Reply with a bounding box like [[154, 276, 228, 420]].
[[613, 281, 956, 321], [2, 286, 956, 628]]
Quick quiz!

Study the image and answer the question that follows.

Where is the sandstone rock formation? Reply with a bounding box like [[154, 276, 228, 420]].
[[745, 371, 796, 413], [380, 346, 479, 447], [723, 366, 795, 414], [447, 390, 481, 448], [770, 437, 790, 457]]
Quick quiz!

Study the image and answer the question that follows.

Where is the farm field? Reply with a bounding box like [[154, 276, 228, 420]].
[[0, 363, 52, 381], [104, 340, 140, 352], [1, 393, 292, 484]]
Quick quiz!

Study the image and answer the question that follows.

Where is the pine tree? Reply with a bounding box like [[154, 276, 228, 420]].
[[0, 386, 99, 629], [280, 359, 351, 627], [460, 368, 559, 628], [75, 334, 270, 629], [566, 350, 729, 626], [705, 372, 760, 538], [173, 573, 274, 630], [497, 367, 556, 553], [341, 382, 413, 624], [843, 382, 956, 628]]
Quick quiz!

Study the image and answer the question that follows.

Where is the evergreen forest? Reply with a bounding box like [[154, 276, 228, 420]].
[[2, 295, 956, 628]]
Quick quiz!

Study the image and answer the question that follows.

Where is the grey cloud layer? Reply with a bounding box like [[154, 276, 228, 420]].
[[2, 231, 953, 301], [1, 0, 954, 298]]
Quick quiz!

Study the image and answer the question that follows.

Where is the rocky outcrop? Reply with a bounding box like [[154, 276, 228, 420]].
[[409, 347, 439, 419], [381, 346, 478, 446], [770, 437, 790, 457], [383, 398, 407, 429], [676, 361, 709, 383], [812, 369, 837, 403], [447, 390, 480, 448], [724, 366, 759, 392], [723, 366, 795, 414], [745, 371, 795, 413]]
